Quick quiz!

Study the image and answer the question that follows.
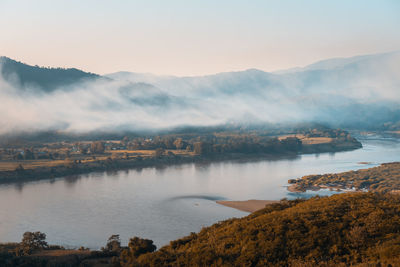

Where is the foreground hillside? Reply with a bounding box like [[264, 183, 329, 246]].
[[133, 193, 400, 266]]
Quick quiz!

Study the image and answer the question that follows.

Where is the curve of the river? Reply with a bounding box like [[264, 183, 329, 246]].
[[0, 135, 399, 248]]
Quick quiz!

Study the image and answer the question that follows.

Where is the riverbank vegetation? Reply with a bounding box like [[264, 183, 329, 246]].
[[0, 127, 361, 183], [288, 162, 400, 193]]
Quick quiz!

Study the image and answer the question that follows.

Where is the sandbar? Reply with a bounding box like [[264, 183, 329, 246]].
[[216, 199, 279, 213]]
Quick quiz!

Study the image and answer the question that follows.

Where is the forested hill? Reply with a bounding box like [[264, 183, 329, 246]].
[[0, 56, 99, 92], [129, 193, 400, 266]]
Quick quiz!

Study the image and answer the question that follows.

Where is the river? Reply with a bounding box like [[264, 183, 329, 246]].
[[0, 134, 399, 248]]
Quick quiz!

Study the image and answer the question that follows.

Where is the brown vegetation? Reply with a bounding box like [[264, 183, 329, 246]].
[[288, 162, 400, 193], [0, 232, 118, 266], [126, 193, 400, 266]]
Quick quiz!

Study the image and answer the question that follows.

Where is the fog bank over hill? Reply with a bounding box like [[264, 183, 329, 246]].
[[0, 51, 399, 135]]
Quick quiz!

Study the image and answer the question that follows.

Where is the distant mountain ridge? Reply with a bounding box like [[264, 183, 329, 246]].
[[105, 51, 400, 130], [1, 51, 399, 132], [106, 51, 400, 101], [107, 51, 400, 94], [0, 56, 100, 92]]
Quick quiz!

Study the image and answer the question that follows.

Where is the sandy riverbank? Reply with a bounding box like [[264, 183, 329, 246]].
[[216, 199, 279, 213]]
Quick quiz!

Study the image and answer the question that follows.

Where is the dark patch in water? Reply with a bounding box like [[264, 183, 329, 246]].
[[168, 195, 226, 201]]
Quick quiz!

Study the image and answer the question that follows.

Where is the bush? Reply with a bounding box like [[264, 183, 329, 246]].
[[16, 231, 48, 255]]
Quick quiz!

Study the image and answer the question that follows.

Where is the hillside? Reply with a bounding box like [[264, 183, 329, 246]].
[[0, 56, 99, 92], [129, 193, 400, 266]]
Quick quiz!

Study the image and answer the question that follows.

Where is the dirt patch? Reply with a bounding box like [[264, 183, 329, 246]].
[[216, 199, 279, 213]]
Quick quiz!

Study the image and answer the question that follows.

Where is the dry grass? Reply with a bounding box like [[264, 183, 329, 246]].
[[0, 159, 68, 171], [31, 249, 91, 257], [113, 149, 154, 155], [0, 149, 193, 171], [278, 134, 306, 140], [300, 137, 333, 145], [167, 149, 194, 156], [278, 135, 334, 145]]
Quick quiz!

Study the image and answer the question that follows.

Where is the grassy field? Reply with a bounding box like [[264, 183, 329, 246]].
[[0, 149, 193, 172], [278, 134, 334, 145]]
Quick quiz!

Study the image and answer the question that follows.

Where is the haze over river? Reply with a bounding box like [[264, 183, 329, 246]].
[[0, 134, 399, 248]]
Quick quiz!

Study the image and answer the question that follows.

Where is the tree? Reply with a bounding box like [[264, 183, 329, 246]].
[[128, 237, 156, 257], [78, 143, 88, 155], [121, 136, 130, 146], [17, 231, 48, 255], [163, 138, 174, 149], [104, 234, 121, 252], [91, 141, 105, 154], [173, 138, 184, 150], [154, 148, 165, 157], [120, 237, 156, 265], [280, 137, 302, 151], [193, 142, 211, 155], [23, 148, 35, 160]]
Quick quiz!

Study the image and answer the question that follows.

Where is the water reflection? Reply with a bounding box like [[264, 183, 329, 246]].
[[0, 136, 398, 249], [13, 182, 24, 193], [64, 175, 81, 186]]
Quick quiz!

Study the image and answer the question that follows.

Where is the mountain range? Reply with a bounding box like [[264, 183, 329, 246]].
[[0, 51, 399, 133]]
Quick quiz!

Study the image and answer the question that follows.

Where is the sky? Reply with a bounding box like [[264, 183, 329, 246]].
[[0, 0, 399, 76]]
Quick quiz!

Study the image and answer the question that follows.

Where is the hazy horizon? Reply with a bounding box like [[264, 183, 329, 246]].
[[1, 49, 399, 77], [1, 0, 400, 76], [1, 49, 399, 78]]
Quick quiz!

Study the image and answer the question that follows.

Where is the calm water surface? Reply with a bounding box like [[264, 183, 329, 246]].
[[0, 135, 399, 248]]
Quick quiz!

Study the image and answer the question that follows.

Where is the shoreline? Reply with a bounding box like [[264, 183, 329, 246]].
[[0, 141, 362, 185], [0, 153, 297, 185], [216, 199, 280, 213], [287, 162, 400, 194]]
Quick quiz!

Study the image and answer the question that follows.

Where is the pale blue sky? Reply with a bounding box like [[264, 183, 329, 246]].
[[0, 0, 399, 75]]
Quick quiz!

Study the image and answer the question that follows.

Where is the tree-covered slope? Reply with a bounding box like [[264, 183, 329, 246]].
[[129, 193, 400, 266], [0, 56, 99, 92]]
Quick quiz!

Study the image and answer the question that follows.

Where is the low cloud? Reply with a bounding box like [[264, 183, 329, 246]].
[[0, 52, 399, 135]]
